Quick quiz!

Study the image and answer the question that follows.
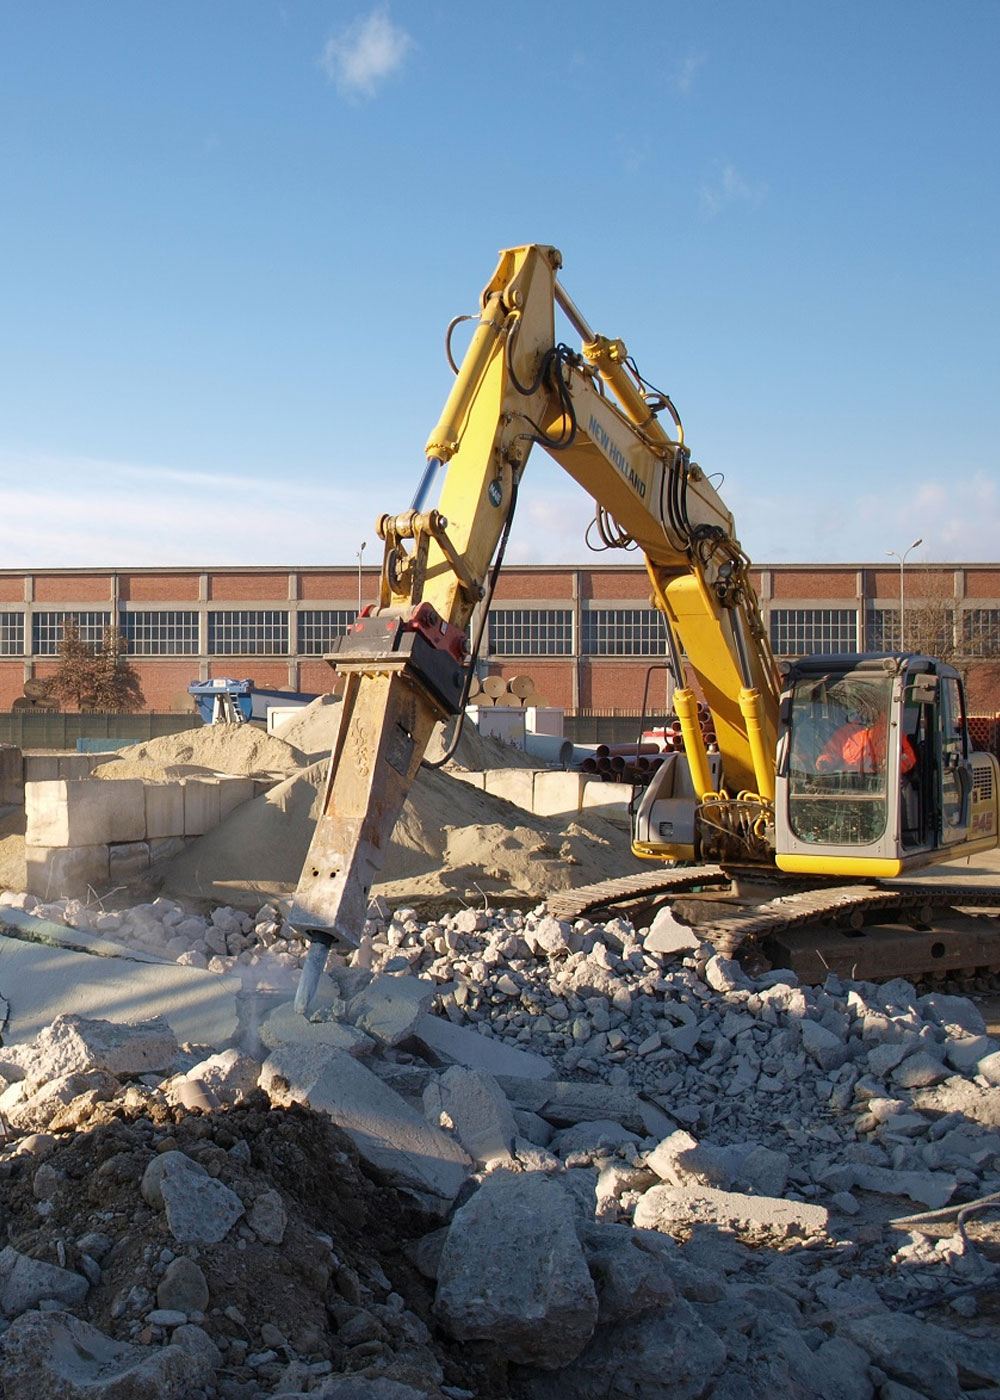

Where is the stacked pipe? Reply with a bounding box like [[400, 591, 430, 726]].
[[576, 701, 719, 786], [468, 673, 547, 708]]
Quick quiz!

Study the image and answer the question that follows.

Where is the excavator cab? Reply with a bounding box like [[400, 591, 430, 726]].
[[774, 654, 999, 877]]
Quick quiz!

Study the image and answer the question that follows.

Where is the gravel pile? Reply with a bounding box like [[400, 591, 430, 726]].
[[0, 887, 999, 1397]]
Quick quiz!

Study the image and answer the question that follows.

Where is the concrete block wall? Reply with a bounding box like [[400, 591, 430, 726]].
[[454, 769, 630, 829], [24, 774, 255, 899]]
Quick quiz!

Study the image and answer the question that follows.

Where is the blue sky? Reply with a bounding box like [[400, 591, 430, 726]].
[[1, 2, 997, 570]]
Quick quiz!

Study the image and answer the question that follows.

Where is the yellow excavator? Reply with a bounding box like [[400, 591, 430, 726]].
[[289, 244, 1000, 1005]]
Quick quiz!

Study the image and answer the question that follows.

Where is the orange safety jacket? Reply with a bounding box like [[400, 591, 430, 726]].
[[816, 722, 917, 775]]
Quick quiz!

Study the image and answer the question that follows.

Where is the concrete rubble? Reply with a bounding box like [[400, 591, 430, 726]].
[[0, 876, 993, 1399]]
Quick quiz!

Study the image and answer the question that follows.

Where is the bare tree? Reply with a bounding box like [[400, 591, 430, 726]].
[[49, 620, 146, 713]]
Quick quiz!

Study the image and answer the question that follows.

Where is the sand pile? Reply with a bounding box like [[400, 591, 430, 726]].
[[93, 724, 307, 781], [156, 760, 641, 910], [274, 694, 538, 771]]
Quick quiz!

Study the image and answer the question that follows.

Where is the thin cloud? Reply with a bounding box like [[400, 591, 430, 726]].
[[319, 7, 414, 100], [700, 162, 767, 216], [673, 51, 704, 96]]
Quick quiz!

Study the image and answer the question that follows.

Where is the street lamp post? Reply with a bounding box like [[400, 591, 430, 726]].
[[885, 537, 922, 651], [356, 541, 366, 616]]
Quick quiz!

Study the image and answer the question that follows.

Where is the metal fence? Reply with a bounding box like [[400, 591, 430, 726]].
[[0, 712, 202, 750]]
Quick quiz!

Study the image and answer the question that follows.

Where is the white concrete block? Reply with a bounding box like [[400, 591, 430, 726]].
[[451, 770, 486, 791], [482, 769, 535, 812], [105, 781, 146, 843], [532, 771, 585, 817], [26, 782, 104, 847], [145, 783, 185, 839], [108, 842, 151, 885], [580, 781, 631, 829], [182, 778, 222, 836], [25, 779, 145, 847], [25, 844, 110, 901], [217, 776, 254, 820]]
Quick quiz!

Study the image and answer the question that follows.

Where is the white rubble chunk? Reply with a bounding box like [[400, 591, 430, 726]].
[[0, 1014, 178, 1084], [703, 954, 751, 994], [422, 1066, 518, 1166], [846, 1163, 958, 1209], [645, 1131, 731, 1189], [890, 1049, 950, 1089], [178, 1048, 261, 1106], [800, 1017, 850, 1072], [643, 906, 700, 956], [0, 1308, 213, 1399], [347, 974, 436, 1046], [141, 1150, 244, 1245], [918, 991, 986, 1037], [434, 1170, 598, 1367], [944, 1034, 999, 1073], [247, 1188, 287, 1244], [413, 1013, 555, 1080], [261, 1043, 470, 1201], [976, 1049, 1000, 1086], [633, 1184, 829, 1241]]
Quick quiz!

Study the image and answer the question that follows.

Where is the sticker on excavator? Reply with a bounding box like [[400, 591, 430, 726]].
[[386, 722, 415, 776]]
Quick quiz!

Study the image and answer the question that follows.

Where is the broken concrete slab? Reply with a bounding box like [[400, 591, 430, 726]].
[[0, 1014, 179, 1082], [259, 1001, 375, 1057], [347, 974, 436, 1047], [496, 1077, 647, 1134], [422, 1065, 518, 1166], [412, 1012, 555, 1080], [434, 1170, 598, 1367], [633, 1184, 829, 1241], [0, 906, 174, 964], [0, 931, 240, 1048], [260, 1043, 471, 1202], [0, 1308, 213, 1399]]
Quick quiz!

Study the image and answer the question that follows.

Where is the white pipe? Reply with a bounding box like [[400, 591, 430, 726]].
[[522, 733, 574, 768]]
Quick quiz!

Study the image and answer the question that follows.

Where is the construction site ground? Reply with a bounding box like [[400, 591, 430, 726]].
[[0, 703, 998, 1398]]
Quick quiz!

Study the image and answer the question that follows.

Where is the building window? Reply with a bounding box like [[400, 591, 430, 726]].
[[770, 609, 857, 657], [962, 610, 1000, 658], [866, 608, 901, 652], [120, 610, 199, 656], [581, 608, 668, 656], [298, 609, 357, 656], [32, 611, 112, 656], [488, 609, 573, 656], [0, 613, 24, 656], [208, 610, 289, 656]]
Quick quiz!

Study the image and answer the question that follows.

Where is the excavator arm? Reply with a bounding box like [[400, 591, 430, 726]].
[[289, 244, 782, 1003]]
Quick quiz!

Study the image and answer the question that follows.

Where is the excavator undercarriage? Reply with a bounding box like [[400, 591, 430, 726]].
[[546, 865, 1000, 987]]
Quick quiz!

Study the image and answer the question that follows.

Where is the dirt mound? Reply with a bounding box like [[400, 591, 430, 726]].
[[0, 1090, 508, 1397], [93, 725, 306, 779], [156, 760, 641, 910]]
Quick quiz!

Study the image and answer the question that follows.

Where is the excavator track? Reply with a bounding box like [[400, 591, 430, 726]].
[[546, 870, 1000, 983]]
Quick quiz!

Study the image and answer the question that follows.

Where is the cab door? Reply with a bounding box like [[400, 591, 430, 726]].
[[939, 674, 972, 844]]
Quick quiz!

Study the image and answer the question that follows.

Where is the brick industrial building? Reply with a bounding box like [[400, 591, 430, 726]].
[[0, 562, 997, 716]]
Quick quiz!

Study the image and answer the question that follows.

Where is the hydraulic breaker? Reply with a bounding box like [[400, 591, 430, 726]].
[[289, 606, 465, 1012]]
